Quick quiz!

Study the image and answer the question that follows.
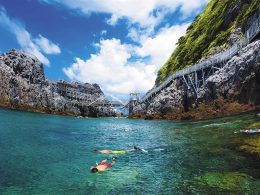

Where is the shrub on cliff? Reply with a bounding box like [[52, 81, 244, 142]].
[[157, 0, 260, 85]]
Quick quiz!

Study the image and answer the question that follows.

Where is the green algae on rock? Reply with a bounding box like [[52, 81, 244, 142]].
[[187, 172, 253, 193], [239, 137, 260, 159], [247, 121, 260, 129]]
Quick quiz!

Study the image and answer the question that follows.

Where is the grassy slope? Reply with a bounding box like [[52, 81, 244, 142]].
[[156, 0, 260, 84]]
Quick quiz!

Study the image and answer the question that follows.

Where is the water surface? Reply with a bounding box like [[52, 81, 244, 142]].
[[0, 108, 259, 194]]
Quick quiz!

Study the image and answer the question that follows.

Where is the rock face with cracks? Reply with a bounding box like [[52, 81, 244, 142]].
[[131, 40, 260, 120], [0, 49, 117, 117]]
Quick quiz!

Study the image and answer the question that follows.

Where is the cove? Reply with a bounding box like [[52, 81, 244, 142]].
[[0, 108, 259, 194]]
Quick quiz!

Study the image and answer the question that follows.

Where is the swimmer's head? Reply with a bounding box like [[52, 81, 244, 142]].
[[134, 146, 140, 150], [92, 148, 98, 152], [112, 156, 117, 161], [90, 166, 98, 173]]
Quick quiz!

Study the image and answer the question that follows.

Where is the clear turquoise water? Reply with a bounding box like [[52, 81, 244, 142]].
[[0, 108, 260, 194]]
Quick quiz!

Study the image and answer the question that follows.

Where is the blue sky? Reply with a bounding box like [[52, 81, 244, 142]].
[[0, 0, 208, 100]]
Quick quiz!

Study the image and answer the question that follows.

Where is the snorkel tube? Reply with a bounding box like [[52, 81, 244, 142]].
[[134, 146, 148, 153]]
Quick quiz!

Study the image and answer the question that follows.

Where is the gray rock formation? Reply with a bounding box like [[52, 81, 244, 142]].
[[199, 39, 260, 105], [0, 49, 117, 117], [132, 40, 260, 119]]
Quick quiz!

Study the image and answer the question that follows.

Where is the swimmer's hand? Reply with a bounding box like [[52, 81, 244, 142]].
[[141, 149, 148, 153]]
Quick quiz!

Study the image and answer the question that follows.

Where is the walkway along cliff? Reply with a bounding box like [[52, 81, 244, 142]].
[[0, 50, 118, 117], [130, 3, 260, 120]]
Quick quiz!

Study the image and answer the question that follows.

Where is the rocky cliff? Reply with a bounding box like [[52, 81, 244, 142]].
[[0, 49, 117, 117], [157, 0, 260, 84], [130, 0, 260, 120], [131, 39, 260, 120]]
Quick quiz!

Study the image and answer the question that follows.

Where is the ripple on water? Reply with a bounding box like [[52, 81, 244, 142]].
[[0, 108, 259, 194]]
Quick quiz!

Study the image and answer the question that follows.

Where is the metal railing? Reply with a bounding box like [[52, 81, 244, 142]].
[[140, 7, 260, 103]]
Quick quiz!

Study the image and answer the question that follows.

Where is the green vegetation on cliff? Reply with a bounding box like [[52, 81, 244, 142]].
[[157, 0, 260, 84]]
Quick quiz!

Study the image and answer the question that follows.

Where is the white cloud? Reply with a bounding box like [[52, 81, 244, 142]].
[[100, 30, 107, 36], [0, 7, 61, 66], [63, 38, 157, 94], [35, 34, 61, 54], [106, 14, 119, 26], [179, 0, 208, 17], [41, 0, 208, 29], [135, 23, 190, 68], [63, 23, 188, 95], [127, 28, 141, 42]]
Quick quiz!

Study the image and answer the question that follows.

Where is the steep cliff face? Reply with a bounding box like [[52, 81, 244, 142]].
[[131, 40, 260, 120], [157, 0, 260, 85], [0, 49, 117, 117], [130, 0, 260, 120]]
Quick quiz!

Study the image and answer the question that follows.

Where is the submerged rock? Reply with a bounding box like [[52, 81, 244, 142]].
[[186, 172, 254, 193], [239, 137, 260, 159], [247, 122, 260, 129]]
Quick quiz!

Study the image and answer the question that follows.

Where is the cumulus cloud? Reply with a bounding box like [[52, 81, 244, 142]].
[[0, 7, 61, 66], [63, 39, 157, 94], [63, 23, 188, 95], [135, 23, 190, 68], [40, 0, 208, 29]]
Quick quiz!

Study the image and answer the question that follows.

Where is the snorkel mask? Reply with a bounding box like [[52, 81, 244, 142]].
[[90, 166, 99, 173]]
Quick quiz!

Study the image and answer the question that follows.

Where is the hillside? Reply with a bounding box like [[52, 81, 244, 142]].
[[156, 0, 260, 84]]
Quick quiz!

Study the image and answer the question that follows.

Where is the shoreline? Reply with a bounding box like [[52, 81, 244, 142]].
[[0, 103, 112, 119], [1, 97, 259, 121], [0, 99, 75, 117], [129, 101, 260, 121]]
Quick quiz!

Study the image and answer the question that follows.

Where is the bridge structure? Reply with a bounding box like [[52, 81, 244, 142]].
[[138, 6, 260, 104], [82, 94, 125, 108]]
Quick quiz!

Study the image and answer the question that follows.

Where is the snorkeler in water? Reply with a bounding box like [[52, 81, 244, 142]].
[[90, 158, 116, 173], [92, 146, 147, 154]]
